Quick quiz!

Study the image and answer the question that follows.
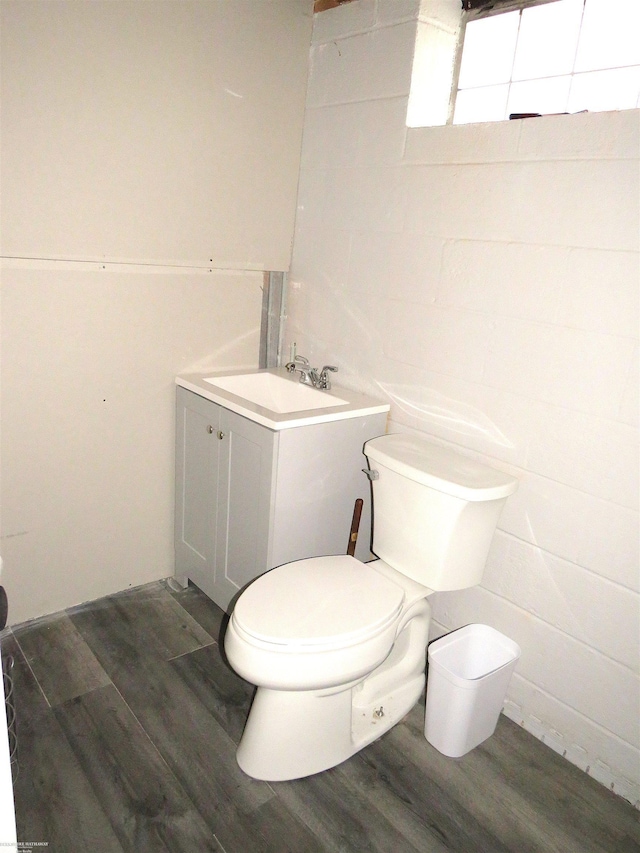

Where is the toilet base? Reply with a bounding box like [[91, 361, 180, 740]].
[[352, 672, 424, 750], [237, 684, 356, 781], [236, 673, 425, 782]]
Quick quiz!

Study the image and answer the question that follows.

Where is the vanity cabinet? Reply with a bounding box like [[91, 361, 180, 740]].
[[175, 386, 388, 612]]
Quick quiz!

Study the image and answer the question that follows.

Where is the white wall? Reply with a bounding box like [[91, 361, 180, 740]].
[[1, 264, 261, 623], [286, 0, 639, 804], [0, 0, 313, 270], [0, 2, 313, 624]]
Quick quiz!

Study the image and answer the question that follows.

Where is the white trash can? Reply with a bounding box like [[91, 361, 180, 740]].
[[424, 624, 521, 758]]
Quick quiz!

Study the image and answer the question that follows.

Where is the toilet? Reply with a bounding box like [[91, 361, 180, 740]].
[[224, 433, 518, 781]]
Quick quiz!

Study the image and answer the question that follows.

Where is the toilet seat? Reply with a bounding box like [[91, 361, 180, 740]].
[[232, 555, 405, 652]]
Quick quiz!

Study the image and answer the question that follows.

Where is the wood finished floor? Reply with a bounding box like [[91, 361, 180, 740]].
[[2, 580, 638, 853]]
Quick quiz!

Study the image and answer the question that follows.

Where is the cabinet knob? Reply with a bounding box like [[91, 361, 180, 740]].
[[207, 425, 214, 434], [217, 431, 225, 440]]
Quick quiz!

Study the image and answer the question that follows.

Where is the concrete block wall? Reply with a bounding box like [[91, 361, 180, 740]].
[[285, 0, 639, 804]]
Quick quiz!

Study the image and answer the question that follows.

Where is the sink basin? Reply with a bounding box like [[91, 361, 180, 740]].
[[204, 372, 348, 414], [177, 368, 390, 430]]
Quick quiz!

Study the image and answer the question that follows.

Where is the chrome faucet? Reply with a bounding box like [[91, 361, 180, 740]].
[[285, 356, 338, 390]]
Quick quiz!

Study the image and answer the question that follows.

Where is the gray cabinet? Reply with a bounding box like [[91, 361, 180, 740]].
[[175, 387, 275, 611], [175, 387, 387, 611]]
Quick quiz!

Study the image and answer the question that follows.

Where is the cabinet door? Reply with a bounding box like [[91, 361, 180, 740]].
[[175, 388, 220, 593], [175, 388, 276, 612], [214, 408, 276, 610]]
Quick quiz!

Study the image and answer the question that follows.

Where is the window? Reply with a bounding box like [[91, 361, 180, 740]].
[[455, 0, 640, 123], [407, 0, 640, 127]]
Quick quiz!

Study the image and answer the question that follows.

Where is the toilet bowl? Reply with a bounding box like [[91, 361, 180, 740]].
[[225, 432, 518, 781], [225, 554, 431, 781]]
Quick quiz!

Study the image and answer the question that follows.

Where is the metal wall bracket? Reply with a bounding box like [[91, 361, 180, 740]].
[[259, 271, 286, 369]]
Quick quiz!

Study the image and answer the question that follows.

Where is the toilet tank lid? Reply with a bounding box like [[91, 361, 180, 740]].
[[365, 434, 518, 502]]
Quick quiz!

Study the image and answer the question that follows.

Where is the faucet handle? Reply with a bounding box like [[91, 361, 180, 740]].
[[319, 365, 338, 390], [285, 354, 310, 373]]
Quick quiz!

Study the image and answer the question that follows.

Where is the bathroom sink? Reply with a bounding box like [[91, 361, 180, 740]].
[[204, 372, 348, 414], [176, 368, 390, 430]]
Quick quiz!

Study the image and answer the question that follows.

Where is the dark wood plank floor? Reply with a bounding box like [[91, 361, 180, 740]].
[[2, 580, 638, 852]]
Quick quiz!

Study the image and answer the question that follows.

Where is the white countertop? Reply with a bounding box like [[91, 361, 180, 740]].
[[176, 368, 390, 431]]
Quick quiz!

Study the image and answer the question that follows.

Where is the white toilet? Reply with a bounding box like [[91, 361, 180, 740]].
[[224, 433, 518, 781]]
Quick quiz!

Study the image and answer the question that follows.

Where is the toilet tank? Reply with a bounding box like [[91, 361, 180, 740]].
[[364, 434, 518, 591]]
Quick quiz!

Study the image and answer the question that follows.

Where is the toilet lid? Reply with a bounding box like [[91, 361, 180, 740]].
[[233, 555, 405, 649]]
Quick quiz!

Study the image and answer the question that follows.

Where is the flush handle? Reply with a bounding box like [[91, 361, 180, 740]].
[[362, 468, 379, 481]]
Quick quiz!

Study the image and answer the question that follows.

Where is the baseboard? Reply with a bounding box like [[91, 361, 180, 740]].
[[502, 699, 639, 809]]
